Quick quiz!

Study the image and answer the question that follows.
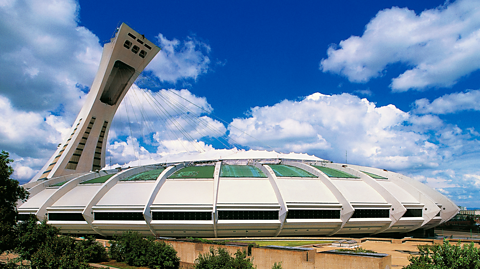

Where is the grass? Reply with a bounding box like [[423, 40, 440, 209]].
[[230, 240, 333, 247]]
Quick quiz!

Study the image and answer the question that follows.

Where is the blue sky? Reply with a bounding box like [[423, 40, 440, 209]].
[[2, 0, 480, 207]]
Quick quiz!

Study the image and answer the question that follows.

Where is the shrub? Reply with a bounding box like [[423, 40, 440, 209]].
[[29, 235, 89, 269], [76, 236, 108, 263], [272, 262, 283, 269], [109, 231, 179, 269], [194, 247, 255, 269], [15, 216, 60, 261], [405, 239, 480, 269]]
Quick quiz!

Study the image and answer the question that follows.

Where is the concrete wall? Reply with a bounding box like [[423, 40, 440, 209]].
[[164, 240, 391, 269], [316, 252, 391, 269]]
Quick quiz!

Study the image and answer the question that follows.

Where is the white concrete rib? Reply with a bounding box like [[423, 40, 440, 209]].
[[212, 161, 222, 238], [82, 167, 150, 236], [256, 163, 287, 237], [143, 164, 185, 237], [287, 161, 355, 236], [327, 163, 406, 235]]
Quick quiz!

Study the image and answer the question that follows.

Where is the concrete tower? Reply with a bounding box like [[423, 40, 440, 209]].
[[31, 23, 160, 182]]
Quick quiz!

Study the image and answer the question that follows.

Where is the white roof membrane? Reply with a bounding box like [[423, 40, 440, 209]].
[[276, 179, 338, 204], [154, 180, 214, 205], [217, 179, 278, 205]]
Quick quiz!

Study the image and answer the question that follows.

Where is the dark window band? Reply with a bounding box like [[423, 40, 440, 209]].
[[218, 211, 278, 220], [351, 209, 390, 218], [49, 213, 85, 221], [94, 212, 144, 221], [152, 212, 211, 221], [286, 210, 340, 219]]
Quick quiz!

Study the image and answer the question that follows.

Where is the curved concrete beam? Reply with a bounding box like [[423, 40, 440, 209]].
[[285, 161, 354, 236]]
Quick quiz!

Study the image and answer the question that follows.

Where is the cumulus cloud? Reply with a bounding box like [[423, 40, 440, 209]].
[[320, 0, 480, 91], [228, 92, 479, 171], [146, 34, 211, 83], [414, 90, 480, 114]]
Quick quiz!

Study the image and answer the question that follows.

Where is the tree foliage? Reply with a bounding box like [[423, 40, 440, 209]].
[[194, 247, 255, 269], [405, 239, 480, 269], [0, 150, 28, 253], [109, 231, 179, 269], [13, 216, 108, 268]]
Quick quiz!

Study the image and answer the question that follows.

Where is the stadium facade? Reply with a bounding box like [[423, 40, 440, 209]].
[[18, 24, 459, 237]]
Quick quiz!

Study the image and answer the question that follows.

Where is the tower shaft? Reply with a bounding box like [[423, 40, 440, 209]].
[[32, 23, 160, 182]]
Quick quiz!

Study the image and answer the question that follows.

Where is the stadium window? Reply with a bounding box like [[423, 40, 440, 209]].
[[48, 213, 85, 221], [17, 214, 33, 221], [152, 212, 212, 220], [402, 209, 423, 218], [286, 210, 340, 219], [132, 45, 140, 54], [218, 211, 278, 220], [351, 209, 390, 218], [94, 212, 144, 221]]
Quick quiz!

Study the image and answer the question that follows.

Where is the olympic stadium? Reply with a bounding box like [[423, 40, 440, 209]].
[[17, 23, 459, 238]]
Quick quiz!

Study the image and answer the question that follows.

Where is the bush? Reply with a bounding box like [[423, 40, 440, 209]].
[[14, 216, 107, 268], [194, 247, 255, 269], [76, 236, 108, 263], [29, 235, 89, 269], [109, 231, 179, 269], [15, 216, 60, 261], [405, 239, 480, 269]]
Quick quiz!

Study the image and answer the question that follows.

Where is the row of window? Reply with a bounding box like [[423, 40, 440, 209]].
[[286, 210, 340, 219], [153, 212, 212, 221], [24, 209, 423, 222], [94, 212, 144, 221], [218, 211, 279, 220], [351, 209, 390, 218]]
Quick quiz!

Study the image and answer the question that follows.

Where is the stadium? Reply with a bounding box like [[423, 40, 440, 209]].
[[17, 23, 459, 238]]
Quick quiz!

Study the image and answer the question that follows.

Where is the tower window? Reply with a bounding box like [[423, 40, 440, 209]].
[[132, 45, 140, 54], [123, 40, 132, 49], [139, 50, 147, 58]]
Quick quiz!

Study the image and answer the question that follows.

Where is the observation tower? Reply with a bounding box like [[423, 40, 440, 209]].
[[31, 23, 160, 182]]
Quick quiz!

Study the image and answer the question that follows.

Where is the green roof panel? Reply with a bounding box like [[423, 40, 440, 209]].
[[269, 165, 316, 178], [168, 166, 215, 179], [362, 171, 388, 180], [80, 174, 115, 184], [312, 166, 359, 179], [220, 165, 267, 178], [121, 168, 165, 181], [50, 180, 68, 187]]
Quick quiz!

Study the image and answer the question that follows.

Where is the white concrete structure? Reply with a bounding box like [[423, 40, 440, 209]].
[[19, 154, 459, 237], [31, 23, 160, 182], [20, 24, 459, 237]]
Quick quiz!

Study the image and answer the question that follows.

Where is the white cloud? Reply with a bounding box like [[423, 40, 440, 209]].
[[320, 0, 480, 91], [146, 34, 211, 83], [414, 90, 480, 114], [228, 92, 480, 172]]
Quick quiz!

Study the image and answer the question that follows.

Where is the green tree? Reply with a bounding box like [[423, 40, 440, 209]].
[[194, 247, 255, 269], [0, 150, 28, 254], [76, 236, 108, 263], [405, 239, 480, 269], [14, 216, 106, 268], [109, 231, 179, 269]]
